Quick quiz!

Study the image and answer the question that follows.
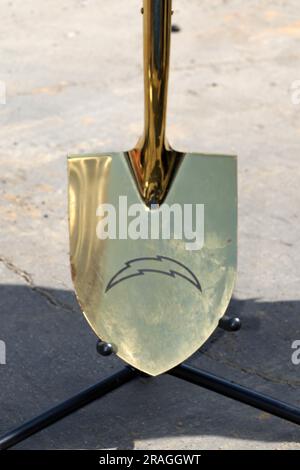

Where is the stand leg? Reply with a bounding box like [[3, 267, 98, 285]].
[[0, 367, 138, 450], [169, 363, 300, 425], [1, 354, 299, 450]]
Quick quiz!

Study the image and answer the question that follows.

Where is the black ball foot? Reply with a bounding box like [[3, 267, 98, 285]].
[[218, 316, 241, 332], [96, 341, 114, 356]]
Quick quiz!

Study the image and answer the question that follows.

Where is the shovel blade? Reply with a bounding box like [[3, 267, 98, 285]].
[[68, 151, 237, 376]]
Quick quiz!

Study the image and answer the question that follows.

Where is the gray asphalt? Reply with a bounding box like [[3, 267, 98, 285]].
[[0, 0, 300, 450]]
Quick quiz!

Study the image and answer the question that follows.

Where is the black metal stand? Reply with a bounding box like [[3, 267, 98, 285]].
[[0, 316, 299, 450]]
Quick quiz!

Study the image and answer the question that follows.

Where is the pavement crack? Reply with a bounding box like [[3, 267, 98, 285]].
[[0, 255, 76, 313], [0, 255, 33, 285], [200, 350, 300, 389]]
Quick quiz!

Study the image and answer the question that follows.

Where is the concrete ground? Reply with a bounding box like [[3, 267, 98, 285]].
[[0, 0, 300, 450]]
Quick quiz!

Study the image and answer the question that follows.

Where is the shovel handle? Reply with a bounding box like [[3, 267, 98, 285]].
[[142, 0, 172, 149], [129, 0, 181, 206]]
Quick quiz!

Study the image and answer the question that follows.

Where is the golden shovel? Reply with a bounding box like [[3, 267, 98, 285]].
[[68, 0, 237, 376]]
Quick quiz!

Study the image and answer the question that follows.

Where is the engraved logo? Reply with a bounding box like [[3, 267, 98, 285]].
[[105, 255, 202, 293]]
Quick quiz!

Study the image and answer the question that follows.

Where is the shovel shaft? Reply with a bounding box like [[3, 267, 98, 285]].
[[129, 0, 182, 206], [142, 0, 172, 152]]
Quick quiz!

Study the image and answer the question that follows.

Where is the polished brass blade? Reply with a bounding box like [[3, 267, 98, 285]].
[[68, 151, 237, 376]]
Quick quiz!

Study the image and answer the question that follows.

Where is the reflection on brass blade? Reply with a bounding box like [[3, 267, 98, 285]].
[[68, 151, 237, 376]]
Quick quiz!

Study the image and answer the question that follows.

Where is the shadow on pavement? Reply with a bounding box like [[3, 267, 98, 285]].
[[0, 284, 299, 449]]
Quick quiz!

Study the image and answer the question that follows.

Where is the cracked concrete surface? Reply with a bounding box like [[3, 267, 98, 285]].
[[0, 255, 77, 312], [0, 0, 300, 450]]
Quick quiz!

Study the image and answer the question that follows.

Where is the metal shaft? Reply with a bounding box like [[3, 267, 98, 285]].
[[142, 0, 172, 154], [169, 363, 300, 426], [128, 0, 183, 206], [0, 367, 138, 450]]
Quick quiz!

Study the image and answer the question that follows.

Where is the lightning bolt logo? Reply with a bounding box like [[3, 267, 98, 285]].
[[105, 255, 202, 293]]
